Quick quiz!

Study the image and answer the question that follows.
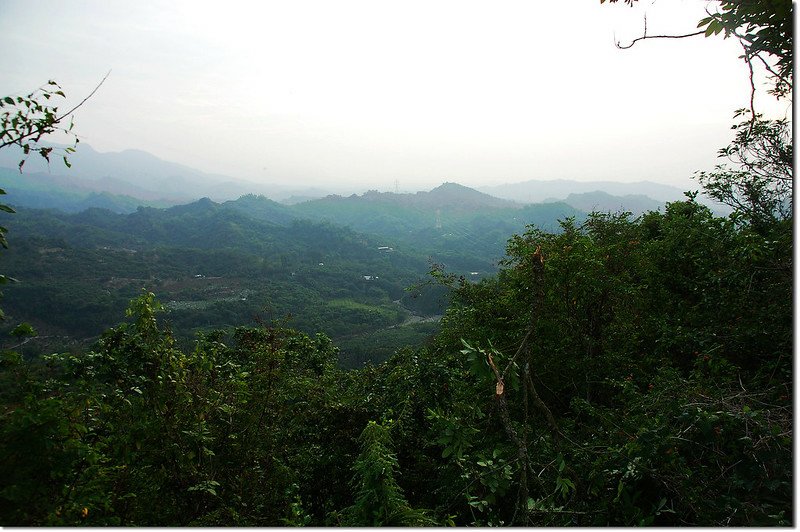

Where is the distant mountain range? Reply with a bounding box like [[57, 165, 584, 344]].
[[478, 179, 691, 203], [0, 144, 730, 217], [481, 180, 730, 215], [292, 182, 520, 234], [0, 144, 335, 204], [559, 191, 665, 216]]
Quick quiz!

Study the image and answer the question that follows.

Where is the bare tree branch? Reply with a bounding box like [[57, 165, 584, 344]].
[[615, 29, 705, 50], [752, 50, 792, 91], [740, 41, 757, 135], [58, 70, 111, 122]]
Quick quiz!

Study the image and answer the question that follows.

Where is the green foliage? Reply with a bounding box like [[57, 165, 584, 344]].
[[0, 78, 103, 327], [0, 80, 79, 173], [9, 322, 35, 340], [697, 111, 791, 227], [344, 420, 435, 526], [0, 205, 438, 359], [336, 321, 440, 369], [419, 196, 790, 525], [291, 186, 584, 267], [0, 6, 791, 525], [0, 193, 790, 526], [697, 0, 792, 98], [0, 292, 366, 526]]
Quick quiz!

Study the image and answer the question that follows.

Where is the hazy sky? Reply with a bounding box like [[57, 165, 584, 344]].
[[0, 1, 789, 192]]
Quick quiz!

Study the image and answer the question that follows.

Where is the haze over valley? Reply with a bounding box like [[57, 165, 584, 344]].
[[0, 139, 732, 364], [0, 0, 790, 527], [0, 141, 708, 210]]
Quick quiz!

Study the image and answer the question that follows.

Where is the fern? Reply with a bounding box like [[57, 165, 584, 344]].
[[344, 420, 436, 526]]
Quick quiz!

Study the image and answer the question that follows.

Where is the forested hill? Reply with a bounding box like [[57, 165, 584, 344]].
[[0, 176, 590, 273], [0, 183, 589, 367], [0, 167, 174, 213], [220, 194, 297, 225], [285, 181, 545, 224], [0, 0, 791, 526], [2, 199, 456, 365], [290, 183, 584, 260], [1, 157, 668, 219], [1, 195, 791, 527]]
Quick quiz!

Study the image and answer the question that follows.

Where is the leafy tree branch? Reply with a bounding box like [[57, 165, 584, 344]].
[[0, 72, 109, 171]]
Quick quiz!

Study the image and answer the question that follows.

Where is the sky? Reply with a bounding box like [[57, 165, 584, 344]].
[[0, 1, 789, 192]]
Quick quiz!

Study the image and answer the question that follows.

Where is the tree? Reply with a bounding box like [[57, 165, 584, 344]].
[[696, 110, 792, 226], [344, 420, 435, 526], [603, 0, 792, 227]]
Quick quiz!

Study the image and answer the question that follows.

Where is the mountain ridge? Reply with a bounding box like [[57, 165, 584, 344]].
[[0, 145, 710, 217], [0, 144, 338, 203], [478, 178, 690, 203]]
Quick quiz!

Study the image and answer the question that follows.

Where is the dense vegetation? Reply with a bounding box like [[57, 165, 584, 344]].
[[0, 0, 792, 526], [0, 203, 431, 368], [0, 184, 583, 368], [0, 188, 791, 525]]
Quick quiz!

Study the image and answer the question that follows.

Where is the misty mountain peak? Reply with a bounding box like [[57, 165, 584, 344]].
[[421, 182, 517, 210], [165, 196, 219, 216]]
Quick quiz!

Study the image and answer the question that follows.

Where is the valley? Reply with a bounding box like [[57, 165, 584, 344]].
[[2, 145, 644, 367], [0, 0, 791, 526], [1, 179, 587, 367]]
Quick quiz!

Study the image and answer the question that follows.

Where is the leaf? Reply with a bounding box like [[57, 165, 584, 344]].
[[10, 323, 36, 338], [188, 480, 221, 497], [63, 156, 71, 168], [3, 97, 13, 105]]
